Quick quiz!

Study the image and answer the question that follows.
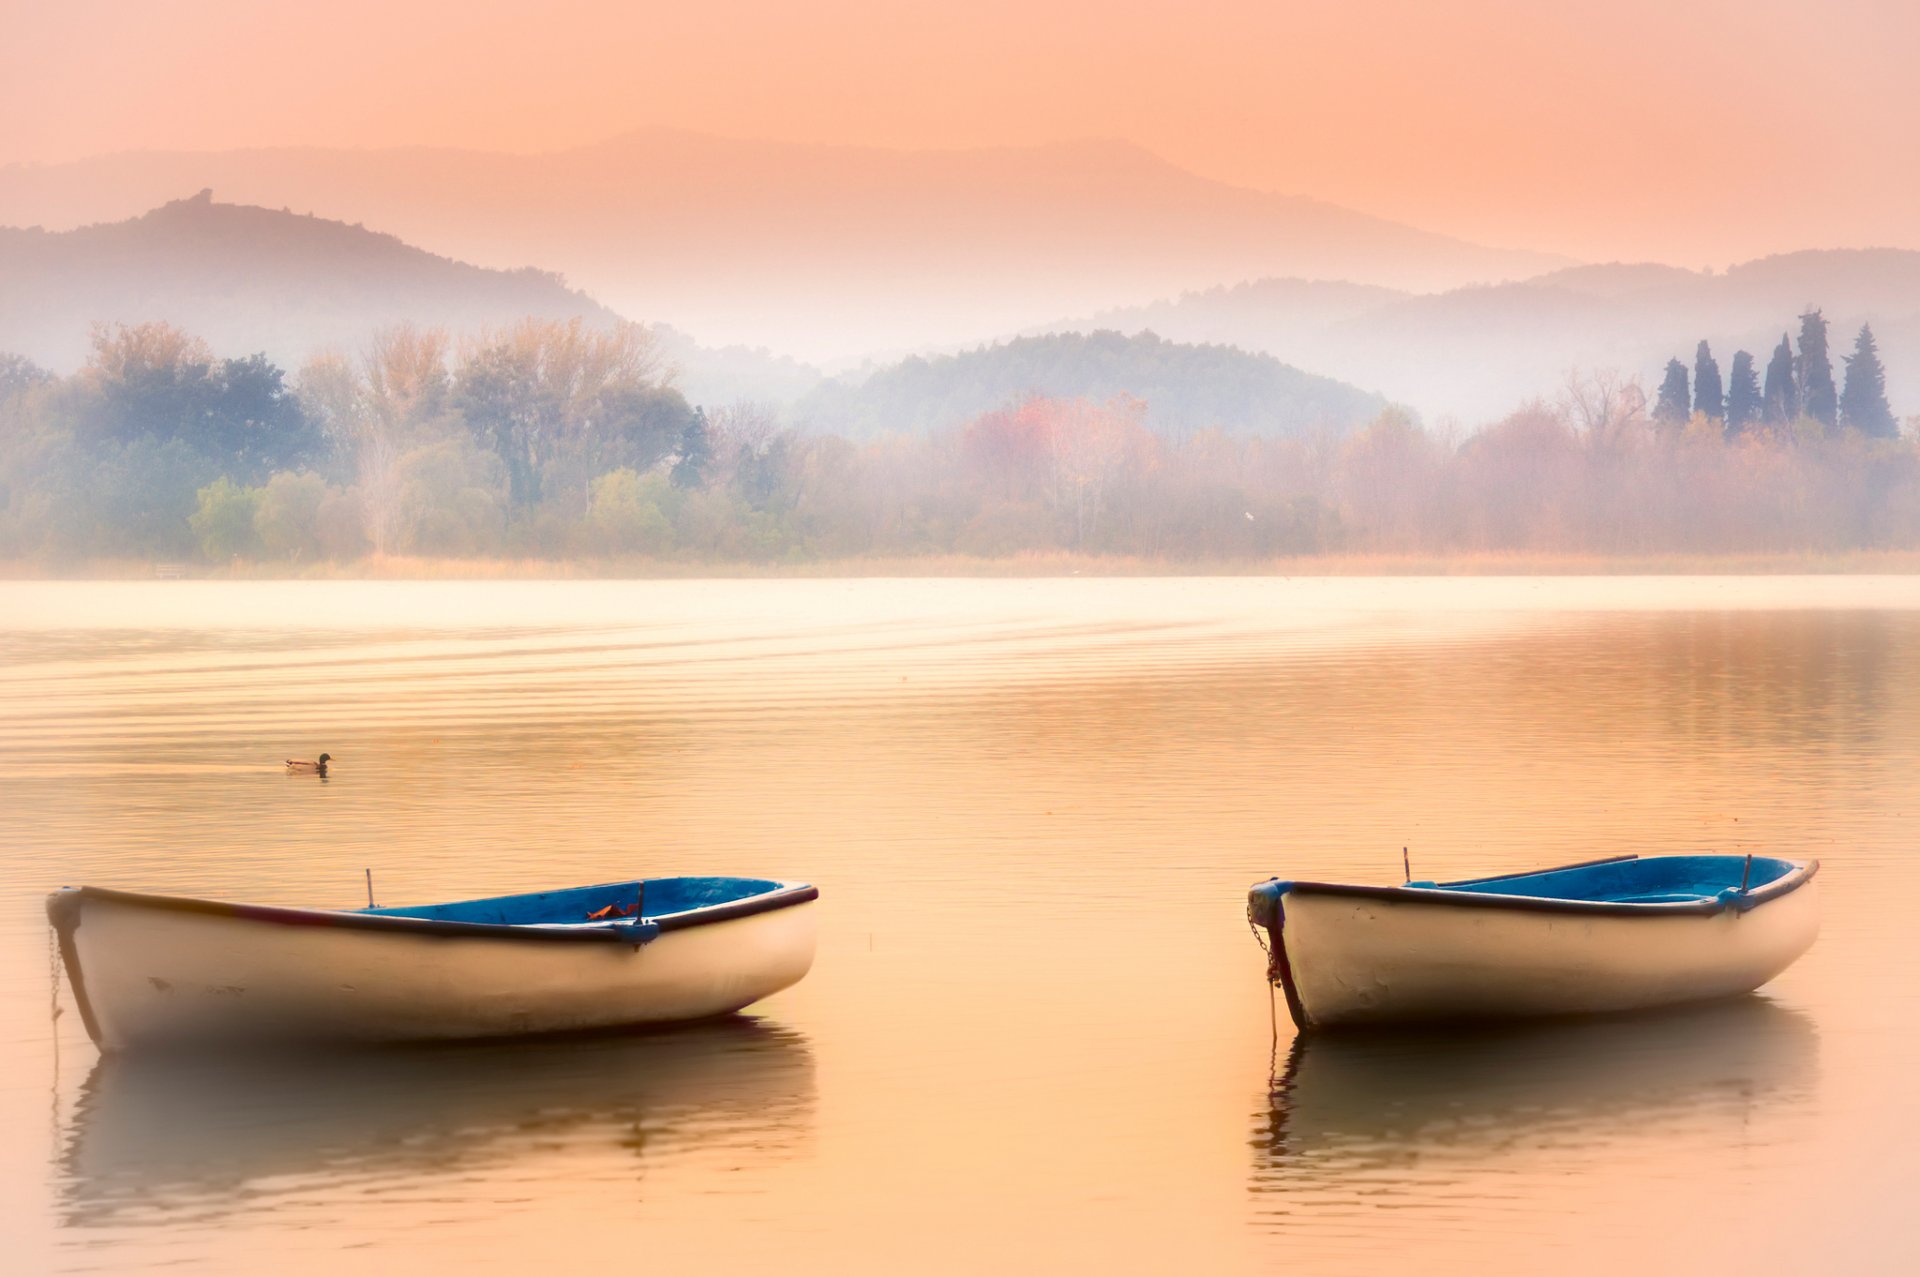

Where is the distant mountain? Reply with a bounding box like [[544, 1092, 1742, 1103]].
[[795, 330, 1387, 439], [0, 191, 618, 372], [0, 131, 1572, 361], [1052, 250, 1920, 424], [1053, 278, 1411, 362], [0, 192, 828, 405], [649, 324, 825, 410]]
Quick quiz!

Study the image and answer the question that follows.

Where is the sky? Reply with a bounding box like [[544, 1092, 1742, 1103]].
[[3, 0, 1918, 264]]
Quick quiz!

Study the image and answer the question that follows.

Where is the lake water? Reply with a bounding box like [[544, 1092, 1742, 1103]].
[[2, 577, 1917, 1274]]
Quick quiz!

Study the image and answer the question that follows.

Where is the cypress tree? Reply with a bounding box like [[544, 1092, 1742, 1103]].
[[1725, 350, 1761, 435], [1839, 322, 1897, 437], [1796, 309, 1836, 429], [1693, 340, 1724, 420], [1654, 358, 1691, 426], [1762, 334, 1798, 425]]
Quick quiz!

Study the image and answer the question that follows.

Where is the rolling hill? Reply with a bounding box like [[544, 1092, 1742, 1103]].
[[0, 130, 1572, 361], [795, 330, 1388, 439], [1059, 250, 1920, 424], [0, 192, 823, 408], [0, 190, 619, 372]]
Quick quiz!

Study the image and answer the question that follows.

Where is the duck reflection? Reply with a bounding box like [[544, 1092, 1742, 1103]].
[[61, 1016, 814, 1228], [1254, 996, 1818, 1182]]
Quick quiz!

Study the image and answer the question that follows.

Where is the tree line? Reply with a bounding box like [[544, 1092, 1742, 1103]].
[[1653, 309, 1897, 437], [0, 317, 1915, 566]]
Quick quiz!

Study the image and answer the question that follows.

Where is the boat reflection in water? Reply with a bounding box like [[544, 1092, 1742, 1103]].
[[1253, 996, 1817, 1191], [60, 1016, 815, 1230]]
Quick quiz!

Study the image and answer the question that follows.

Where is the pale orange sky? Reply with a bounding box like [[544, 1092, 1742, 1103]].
[[3, 0, 1917, 263]]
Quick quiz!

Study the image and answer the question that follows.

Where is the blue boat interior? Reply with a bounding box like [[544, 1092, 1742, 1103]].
[[1436, 855, 1798, 903], [1250, 855, 1806, 927], [358, 877, 786, 926]]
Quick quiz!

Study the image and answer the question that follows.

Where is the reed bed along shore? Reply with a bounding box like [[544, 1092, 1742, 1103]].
[[7, 550, 1920, 581]]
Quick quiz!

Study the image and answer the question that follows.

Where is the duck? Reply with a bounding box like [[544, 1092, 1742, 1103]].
[[285, 753, 331, 776]]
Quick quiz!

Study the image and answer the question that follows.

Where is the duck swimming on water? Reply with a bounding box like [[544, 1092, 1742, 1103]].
[[286, 753, 331, 776]]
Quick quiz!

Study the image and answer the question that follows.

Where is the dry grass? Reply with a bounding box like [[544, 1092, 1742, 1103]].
[[8, 549, 1920, 581]]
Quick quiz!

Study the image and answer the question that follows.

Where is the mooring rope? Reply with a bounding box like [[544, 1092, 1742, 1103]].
[[1245, 899, 1278, 1042]]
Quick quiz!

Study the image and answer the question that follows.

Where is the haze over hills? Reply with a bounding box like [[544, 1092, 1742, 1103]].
[[0, 192, 828, 408], [1061, 250, 1920, 424], [8, 189, 1912, 439], [0, 130, 1571, 361], [0, 194, 1387, 437], [0, 190, 619, 372], [796, 331, 1386, 440]]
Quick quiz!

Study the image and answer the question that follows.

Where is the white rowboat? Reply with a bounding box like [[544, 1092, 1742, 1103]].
[[48, 876, 818, 1051], [1247, 854, 1818, 1030]]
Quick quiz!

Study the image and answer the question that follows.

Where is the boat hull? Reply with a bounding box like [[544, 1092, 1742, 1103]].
[[50, 888, 817, 1051], [1255, 865, 1818, 1029]]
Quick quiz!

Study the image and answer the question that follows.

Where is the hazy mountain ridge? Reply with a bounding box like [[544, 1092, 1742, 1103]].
[[795, 330, 1387, 440], [0, 190, 621, 371], [0, 130, 1572, 360], [0, 192, 830, 408], [0, 194, 1386, 437], [1054, 250, 1920, 423]]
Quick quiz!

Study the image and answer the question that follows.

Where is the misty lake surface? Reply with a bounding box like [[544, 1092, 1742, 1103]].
[[2, 576, 1918, 1275]]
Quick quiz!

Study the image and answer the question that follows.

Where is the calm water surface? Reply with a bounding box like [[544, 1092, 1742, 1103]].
[[2, 577, 1917, 1274]]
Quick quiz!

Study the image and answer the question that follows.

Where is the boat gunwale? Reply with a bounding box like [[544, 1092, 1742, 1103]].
[[46, 880, 820, 946], [1258, 854, 1819, 919]]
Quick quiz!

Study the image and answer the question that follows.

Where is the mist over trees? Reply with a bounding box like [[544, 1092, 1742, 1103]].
[[1764, 334, 1798, 425], [2, 317, 1916, 568], [1797, 309, 1838, 430], [1655, 360, 1690, 425], [1840, 324, 1896, 437], [1693, 342, 1723, 421], [1726, 351, 1761, 434], [796, 330, 1385, 440], [1658, 308, 1899, 446]]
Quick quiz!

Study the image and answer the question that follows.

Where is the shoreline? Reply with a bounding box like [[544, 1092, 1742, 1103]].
[[7, 550, 1920, 581]]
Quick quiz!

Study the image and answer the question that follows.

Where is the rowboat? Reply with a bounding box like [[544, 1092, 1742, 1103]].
[[47, 876, 818, 1051], [1247, 854, 1818, 1030]]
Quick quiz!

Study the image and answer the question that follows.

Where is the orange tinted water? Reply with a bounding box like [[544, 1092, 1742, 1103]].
[[1, 578, 1916, 1274]]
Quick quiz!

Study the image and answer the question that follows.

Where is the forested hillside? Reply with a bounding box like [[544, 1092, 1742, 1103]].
[[798, 331, 1387, 439]]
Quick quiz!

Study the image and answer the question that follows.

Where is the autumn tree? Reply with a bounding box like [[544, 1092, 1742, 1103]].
[[1693, 341, 1723, 420], [1654, 359, 1691, 426], [366, 325, 453, 437], [587, 468, 674, 551], [961, 396, 1057, 502], [1338, 406, 1439, 551], [252, 471, 329, 559], [78, 322, 321, 479], [77, 321, 217, 449], [1043, 396, 1155, 547], [1763, 334, 1798, 425], [1839, 323, 1896, 437], [1796, 309, 1836, 430], [188, 477, 260, 559], [1725, 351, 1761, 435], [0, 353, 50, 399], [297, 325, 456, 554], [452, 319, 684, 509], [1560, 368, 1645, 450], [957, 395, 1155, 547]]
